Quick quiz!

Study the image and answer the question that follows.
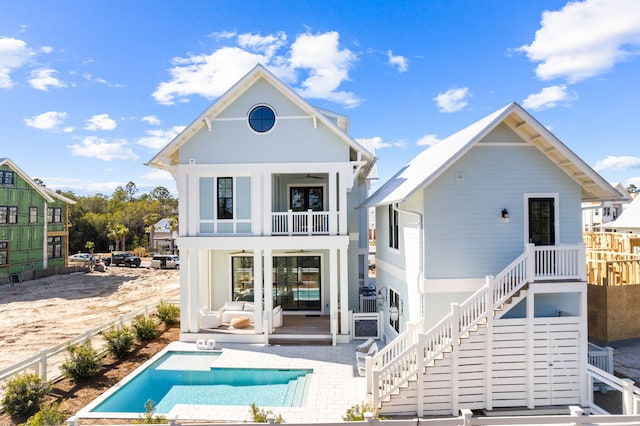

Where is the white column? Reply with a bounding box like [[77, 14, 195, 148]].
[[253, 249, 263, 333], [188, 249, 201, 333], [329, 172, 337, 235], [339, 247, 349, 335], [526, 285, 535, 409], [579, 284, 589, 406], [185, 172, 198, 236], [252, 172, 263, 235], [338, 171, 348, 235], [264, 249, 274, 331], [330, 248, 338, 344], [263, 172, 272, 236]]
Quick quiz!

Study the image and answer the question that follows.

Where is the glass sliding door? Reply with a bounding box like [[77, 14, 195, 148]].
[[273, 256, 321, 311]]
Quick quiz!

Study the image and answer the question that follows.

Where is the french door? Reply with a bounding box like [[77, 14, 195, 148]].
[[273, 256, 321, 311]]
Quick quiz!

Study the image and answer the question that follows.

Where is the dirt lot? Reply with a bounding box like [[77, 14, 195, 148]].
[[0, 265, 180, 371]]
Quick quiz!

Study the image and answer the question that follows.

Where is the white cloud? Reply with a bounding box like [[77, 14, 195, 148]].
[[29, 68, 66, 91], [137, 126, 185, 150], [238, 32, 287, 58], [416, 134, 441, 146], [387, 50, 408, 73], [84, 114, 117, 131], [290, 31, 360, 108], [594, 155, 640, 172], [68, 136, 140, 161], [153, 30, 360, 108], [522, 85, 577, 110], [0, 37, 34, 88], [140, 169, 175, 181], [142, 115, 161, 125], [363, 136, 407, 150], [519, 0, 640, 83], [24, 111, 69, 130], [152, 47, 267, 105], [433, 87, 470, 113]]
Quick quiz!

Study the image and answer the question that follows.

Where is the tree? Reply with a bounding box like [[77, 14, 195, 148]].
[[168, 216, 179, 253], [627, 184, 638, 194], [144, 213, 161, 252]]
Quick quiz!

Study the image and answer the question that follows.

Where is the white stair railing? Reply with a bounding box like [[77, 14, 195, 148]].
[[370, 247, 534, 408]]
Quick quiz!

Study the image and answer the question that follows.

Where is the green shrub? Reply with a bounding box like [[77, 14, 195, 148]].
[[249, 403, 284, 423], [342, 401, 382, 421], [60, 342, 101, 382], [156, 300, 180, 325], [1, 373, 52, 417], [132, 315, 159, 342], [133, 400, 167, 424], [102, 326, 135, 359], [23, 402, 67, 426]]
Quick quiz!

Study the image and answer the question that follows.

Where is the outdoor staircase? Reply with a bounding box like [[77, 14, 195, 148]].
[[365, 243, 585, 417]]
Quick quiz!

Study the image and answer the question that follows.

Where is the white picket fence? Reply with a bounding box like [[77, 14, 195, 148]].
[[66, 406, 640, 426], [0, 299, 178, 388]]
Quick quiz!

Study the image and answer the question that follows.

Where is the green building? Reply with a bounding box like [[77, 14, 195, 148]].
[[0, 158, 75, 282]]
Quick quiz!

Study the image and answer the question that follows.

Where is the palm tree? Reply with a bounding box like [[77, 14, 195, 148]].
[[168, 216, 179, 254], [144, 213, 161, 252]]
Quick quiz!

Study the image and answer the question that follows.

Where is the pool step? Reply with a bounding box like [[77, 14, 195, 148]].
[[283, 375, 307, 407]]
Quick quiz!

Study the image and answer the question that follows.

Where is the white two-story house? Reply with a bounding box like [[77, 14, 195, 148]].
[[147, 64, 375, 344], [361, 103, 624, 416]]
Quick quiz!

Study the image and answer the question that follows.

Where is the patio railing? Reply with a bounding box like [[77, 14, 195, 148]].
[[271, 210, 333, 235]]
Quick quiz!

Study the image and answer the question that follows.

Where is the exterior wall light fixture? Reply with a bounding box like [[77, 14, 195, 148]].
[[501, 208, 509, 220], [376, 287, 387, 308], [389, 304, 400, 322]]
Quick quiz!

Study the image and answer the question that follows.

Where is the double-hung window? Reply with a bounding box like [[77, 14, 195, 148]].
[[0, 206, 17, 224], [47, 236, 62, 259], [29, 207, 38, 223], [47, 207, 62, 223], [0, 171, 14, 185], [388, 204, 399, 249], [0, 241, 8, 265], [217, 177, 233, 219]]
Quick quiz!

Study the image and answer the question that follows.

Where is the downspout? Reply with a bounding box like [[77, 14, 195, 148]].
[[392, 202, 424, 296]]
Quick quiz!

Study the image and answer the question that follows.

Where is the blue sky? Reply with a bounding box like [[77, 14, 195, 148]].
[[1, 0, 639, 197]]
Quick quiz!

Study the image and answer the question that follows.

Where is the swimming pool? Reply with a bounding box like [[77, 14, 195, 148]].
[[89, 351, 312, 414]]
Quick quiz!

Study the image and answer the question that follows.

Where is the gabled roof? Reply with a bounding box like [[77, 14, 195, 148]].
[[147, 64, 374, 173], [607, 195, 640, 230], [363, 102, 625, 207], [0, 158, 76, 205]]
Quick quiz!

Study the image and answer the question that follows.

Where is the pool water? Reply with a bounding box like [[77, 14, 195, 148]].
[[91, 351, 312, 414]]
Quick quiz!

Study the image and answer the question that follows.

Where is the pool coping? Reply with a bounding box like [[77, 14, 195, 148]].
[[76, 341, 368, 423]]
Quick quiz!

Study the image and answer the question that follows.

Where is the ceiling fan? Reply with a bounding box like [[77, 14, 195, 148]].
[[229, 249, 253, 255], [294, 173, 323, 180], [284, 249, 309, 253]]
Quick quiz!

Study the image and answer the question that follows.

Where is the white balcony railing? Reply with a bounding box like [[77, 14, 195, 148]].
[[271, 210, 333, 235]]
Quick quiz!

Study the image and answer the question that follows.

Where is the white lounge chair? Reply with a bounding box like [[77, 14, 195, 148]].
[[356, 342, 378, 376]]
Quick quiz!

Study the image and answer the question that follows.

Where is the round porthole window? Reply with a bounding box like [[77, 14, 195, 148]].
[[248, 105, 276, 133]]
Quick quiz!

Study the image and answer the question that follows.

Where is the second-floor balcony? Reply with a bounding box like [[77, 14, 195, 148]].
[[271, 210, 335, 235]]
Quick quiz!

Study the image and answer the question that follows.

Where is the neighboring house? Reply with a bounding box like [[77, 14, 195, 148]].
[[361, 103, 624, 416], [606, 194, 640, 234], [151, 218, 178, 252], [582, 182, 631, 231], [147, 64, 376, 344], [0, 158, 75, 282]]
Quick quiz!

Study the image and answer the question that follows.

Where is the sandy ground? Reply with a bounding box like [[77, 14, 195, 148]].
[[0, 265, 180, 371]]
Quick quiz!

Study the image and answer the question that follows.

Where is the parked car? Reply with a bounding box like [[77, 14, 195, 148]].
[[69, 253, 93, 263], [150, 254, 179, 269], [106, 252, 142, 267]]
